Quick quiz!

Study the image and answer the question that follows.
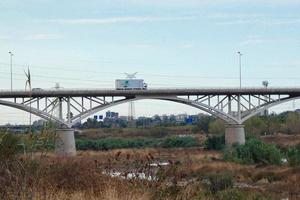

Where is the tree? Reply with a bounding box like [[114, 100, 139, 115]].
[[195, 115, 214, 133], [244, 116, 267, 136], [208, 119, 225, 134], [283, 112, 300, 134]]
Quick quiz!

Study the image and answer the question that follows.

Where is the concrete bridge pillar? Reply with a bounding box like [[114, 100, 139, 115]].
[[55, 128, 76, 156], [225, 124, 245, 146]]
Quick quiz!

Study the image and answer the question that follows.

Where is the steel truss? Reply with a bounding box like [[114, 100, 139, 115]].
[[0, 93, 298, 128]]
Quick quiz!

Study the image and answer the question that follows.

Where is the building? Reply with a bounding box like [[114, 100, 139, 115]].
[[105, 111, 119, 119]]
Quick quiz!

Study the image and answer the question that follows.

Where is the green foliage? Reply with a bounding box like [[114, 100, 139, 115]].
[[208, 119, 225, 134], [223, 138, 282, 165], [205, 134, 225, 150], [208, 173, 233, 193], [194, 115, 214, 133], [281, 112, 300, 134], [160, 136, 199, 148], [76, 136, 199, 150], [286, 144, 300, 166], [244, 116, 267, 136], [0, 134, 21, 161]]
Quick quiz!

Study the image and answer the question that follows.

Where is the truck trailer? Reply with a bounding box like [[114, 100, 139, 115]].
[[115, 79, 147, 90]]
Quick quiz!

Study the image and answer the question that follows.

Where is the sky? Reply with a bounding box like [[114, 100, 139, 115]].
[[0, 0, 300, 124]]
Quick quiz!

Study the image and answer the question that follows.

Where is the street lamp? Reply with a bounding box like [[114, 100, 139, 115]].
[[8, 51, 14, 91], [237, 51, 243, 88], [262, 80, 269, 88]]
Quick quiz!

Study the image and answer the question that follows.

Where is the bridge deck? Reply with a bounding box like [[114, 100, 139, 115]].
[[0, 88, 300, 98]]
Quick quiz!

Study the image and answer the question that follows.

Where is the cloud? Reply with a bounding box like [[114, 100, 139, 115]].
[[23, 34, 63, 40], [49, 16, 195, 25]]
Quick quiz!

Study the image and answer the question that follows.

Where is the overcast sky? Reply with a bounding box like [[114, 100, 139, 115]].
[[0, 0, 300, 124]]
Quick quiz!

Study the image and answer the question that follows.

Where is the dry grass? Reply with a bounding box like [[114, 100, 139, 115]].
[[261, 133, 300, 147], [1, 147, 300, 199]]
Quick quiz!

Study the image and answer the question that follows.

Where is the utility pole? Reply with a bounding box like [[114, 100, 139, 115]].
[[237, 51, 243, 121], [237, 51, 243, 88], [8, 51, 14, 91]]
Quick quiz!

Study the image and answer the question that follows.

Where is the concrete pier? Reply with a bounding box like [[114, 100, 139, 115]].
[[55, 128, 76, 156], [225, 124, 245, 146]]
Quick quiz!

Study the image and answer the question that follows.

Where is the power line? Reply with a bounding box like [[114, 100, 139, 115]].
[[1, 61, 300, 81]]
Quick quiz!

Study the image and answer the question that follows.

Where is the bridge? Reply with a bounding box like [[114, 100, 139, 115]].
[[1, 87, 300, 156]]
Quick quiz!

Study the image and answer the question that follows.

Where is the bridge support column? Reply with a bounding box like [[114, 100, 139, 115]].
[[225, 124, 245, 146], [55, 128, 76, 156]]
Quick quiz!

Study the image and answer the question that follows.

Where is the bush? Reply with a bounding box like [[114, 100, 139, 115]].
[[208, 173, 233, 193], [205, 134, 225, 150], [0, 134, 21, 161], [223, 138, 282, 165], [287, 144, 300, 166], [76, 136, 200, 150], [160, 136, 199, 148]]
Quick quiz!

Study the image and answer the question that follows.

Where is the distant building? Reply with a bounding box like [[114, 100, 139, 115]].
[[186, 115, 199, 124], [175, 114, 188, 123], [105, 111, 119, 119]]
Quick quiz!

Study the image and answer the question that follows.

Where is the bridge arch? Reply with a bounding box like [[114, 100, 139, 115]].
[[1, 95, 299, 128], [70, 96, 239, 126], [241, 96, 300, 123], [0, 99, 69, 127]]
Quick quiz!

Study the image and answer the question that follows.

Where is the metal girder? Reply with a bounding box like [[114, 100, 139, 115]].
[[0, 99, 69, 127], [0, 91, 298, 128], [70, 96, 239, 126]]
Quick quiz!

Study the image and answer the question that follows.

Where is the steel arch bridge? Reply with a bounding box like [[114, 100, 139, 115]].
[[0, 88, 299, 128]]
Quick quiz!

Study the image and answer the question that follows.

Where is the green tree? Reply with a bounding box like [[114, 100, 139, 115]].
[[195, 115, 214, 133], [208, 119, 225, 134], [284, 112, 300, 134], [244, 116, 267, 136]]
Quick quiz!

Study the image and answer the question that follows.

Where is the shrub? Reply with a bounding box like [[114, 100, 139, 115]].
[[287, 144, 300, 166], [223, 138, 282, 165], [76, 136, 200, 150], [160, 136, 199, 148], [0, 134, 21, 161], [205, 134, 225, 150], [208, 173, 233, 193]]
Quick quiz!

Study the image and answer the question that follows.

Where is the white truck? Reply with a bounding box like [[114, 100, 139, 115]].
[[115, 79, 147, 90]]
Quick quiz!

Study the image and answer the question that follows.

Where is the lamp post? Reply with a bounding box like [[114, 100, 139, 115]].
[[237, 51, 243, 121], [237, 51, 243, 88], [8, 51, 14, 91]]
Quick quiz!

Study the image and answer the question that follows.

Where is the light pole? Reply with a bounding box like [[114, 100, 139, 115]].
[[237, 51, 243, 122], [8, 51, 14, 91], [237, 51, 243, 88]]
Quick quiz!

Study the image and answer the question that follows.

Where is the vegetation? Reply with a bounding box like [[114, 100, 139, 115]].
[[223, 138, 282, 165], [207, 173, 233, 193], [2, 110, 300, 199], [76, 136, 200, 150], [1, 132, 299, 199], [286, 144, 300, 166], [205, 134, 225, 150], [0, 133, 21, 161]]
